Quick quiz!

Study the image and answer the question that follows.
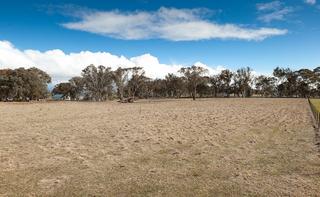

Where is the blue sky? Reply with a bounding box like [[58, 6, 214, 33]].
[[0, 0, 319, 82]]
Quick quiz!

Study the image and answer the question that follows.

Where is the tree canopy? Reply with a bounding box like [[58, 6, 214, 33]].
[[0, 67, 51, 101]]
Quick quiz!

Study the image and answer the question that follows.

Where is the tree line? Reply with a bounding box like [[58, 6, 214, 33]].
[[1, 64, 320, 101]]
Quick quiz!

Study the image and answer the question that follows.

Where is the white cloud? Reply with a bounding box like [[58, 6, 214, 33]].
[[305, 0, 316, 5], [0, 40, 225, 84], [61, 7, 287, 41], [193, 62, 226, 75], [129, 54, 182, 79], [257, 1, 282, 11], [256, 1, 293, 23], [258, 7, 293, 22]]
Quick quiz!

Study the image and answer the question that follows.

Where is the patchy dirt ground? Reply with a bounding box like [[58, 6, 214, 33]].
[[0, 98, 319, 196]]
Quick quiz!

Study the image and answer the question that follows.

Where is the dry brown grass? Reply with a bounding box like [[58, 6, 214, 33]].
[[0, 98, 319, 196]]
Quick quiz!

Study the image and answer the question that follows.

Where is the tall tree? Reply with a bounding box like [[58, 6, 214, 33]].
[[69, 76, 84, 100], [219, 69, 233, 97], [112, 67, 131, 101], [296, 69, 315, 97], [148, 79, 167, 98], [81, 64, 113, 101], [179, 65, 208, 100], [165, 73, 186, 98], [273, 67, 298, 97], [209, 75, 221, 97], [255, 75, 276, 97], [235, 67, 253, 97], [127, 67, 149, 100], [0, 67, 51, 101]]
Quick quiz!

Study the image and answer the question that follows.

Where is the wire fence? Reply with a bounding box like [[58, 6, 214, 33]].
[[308, 98, 320, 128]]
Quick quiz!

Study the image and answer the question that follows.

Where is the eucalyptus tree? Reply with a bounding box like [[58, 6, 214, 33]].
[[219, 69, 233, 97], [148, 79, 167, 98], [0, 69, 15, 100], [311, 67, 320, 97], [0, 67, 51, 101], [52, 82, 72, 99], [112, 67, 131, 101], [23, 67, 51, 100], [52, 78, 84, 101], [273, 67, 298, 97], [296, 68, 316, 97], [179, 65, 208, 100], [127, 67, 149, 99], [255, 75, 276, 97], [235, 67, 253, 97], [81, 64, 113, 101], [165, 73, 186, 98], [69, 76, 84, 100], [209, 75, 221, 97], [196, 76, 210, 98]]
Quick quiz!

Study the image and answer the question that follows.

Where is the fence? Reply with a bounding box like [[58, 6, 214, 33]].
[[308, 98, 320, 128]]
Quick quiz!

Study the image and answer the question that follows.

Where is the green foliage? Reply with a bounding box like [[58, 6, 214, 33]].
[[112, 67, 131, 101], [0, 67, 51, 101], [219, 69, 233, 97], [81, 64, 113, 101], [179, 65, 208, 100]]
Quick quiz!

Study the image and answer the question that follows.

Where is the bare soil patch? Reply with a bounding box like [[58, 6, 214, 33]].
[[0, 98, 319, 196]]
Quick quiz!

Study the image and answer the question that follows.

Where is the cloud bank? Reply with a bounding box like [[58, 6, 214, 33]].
[[0, 40, 225, 84], [61, 7, 287, 41]]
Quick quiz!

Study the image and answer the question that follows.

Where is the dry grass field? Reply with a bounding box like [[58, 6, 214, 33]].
[[0, 98, 320, 196]]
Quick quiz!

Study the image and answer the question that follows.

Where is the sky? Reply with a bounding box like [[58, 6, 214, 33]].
[[0, 0, 319, 83]]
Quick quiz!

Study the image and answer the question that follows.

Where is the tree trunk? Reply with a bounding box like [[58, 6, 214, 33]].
[[193, 88, 196, 100], [119, 88, 124, 101]]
